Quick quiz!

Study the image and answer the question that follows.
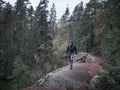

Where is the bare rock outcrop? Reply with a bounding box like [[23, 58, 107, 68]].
[[22, 52, 103, 90], [23, 63, 103, 90]]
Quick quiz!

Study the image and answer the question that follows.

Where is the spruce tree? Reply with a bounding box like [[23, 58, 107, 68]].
[[33, 0, 49, 45], [81, 0, 103, 54], [33, 0, 53, 74], [60, 6, 70, 23], [88, 0, 120, 89], [68, 1, 85, 51], [14, 0, 30, 55], [0, 2, 15, 90], [49, 3, 56, 31], [26, 5, 34, 42], [72, 1, 84, 20], [101, 0, 120, 66]]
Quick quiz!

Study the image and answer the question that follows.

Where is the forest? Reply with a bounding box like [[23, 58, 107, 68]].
[[0, 0, 120, 90]]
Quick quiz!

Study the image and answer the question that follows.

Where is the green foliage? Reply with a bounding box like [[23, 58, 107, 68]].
[[68, 1, 87, 52], [101, 27, 120, 66], [101, 0, 120, 66], [94, 66, 120, 90], [12, 56, 29, 77], [94, 72, 115, 90], [60, 6, 70, 23], [0, 0, 53, 89], [52, 27, 68, 68], [11, 56, 32, 90], [50, 3, 56, 31]]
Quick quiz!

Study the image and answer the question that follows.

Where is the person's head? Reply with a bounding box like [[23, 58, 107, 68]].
[[70, 40, 73, 45], [70, 40, 73, 43]]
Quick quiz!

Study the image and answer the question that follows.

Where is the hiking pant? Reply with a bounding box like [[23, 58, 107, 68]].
[[68, 53, 74, 69]]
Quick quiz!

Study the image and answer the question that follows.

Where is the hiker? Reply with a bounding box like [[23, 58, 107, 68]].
[[65, 41, 77, 69]]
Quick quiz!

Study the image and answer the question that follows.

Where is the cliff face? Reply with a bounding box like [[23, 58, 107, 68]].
[[22, 53, 103, 90]]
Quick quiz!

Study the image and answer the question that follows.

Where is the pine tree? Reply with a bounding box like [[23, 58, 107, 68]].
[[72, 1, 84, 20], [49, 3, 56, 31], [68, 1, 85, 51], [101, 0, 120, 66], [0, 0, 5, 10], [10, 0, 33, 89], [23, 5, 35, 65], [27, 5, 34, 36], [33, 0, 53, 74], [0, 2, 15, 90], [88, 1, 120, 89], [60, 6, 70, 23], [33, 0, 49, 45], [80, 0, 103, 54], [14, 0, 30, 55]]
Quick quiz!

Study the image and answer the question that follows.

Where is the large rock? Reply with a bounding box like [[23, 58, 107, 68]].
[[22, 85, 66, 90], [23, 63, 103, 90], [22, 52, 103, 90]]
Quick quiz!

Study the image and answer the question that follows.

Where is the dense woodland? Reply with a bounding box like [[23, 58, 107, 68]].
[[0, 0, 120, 90]]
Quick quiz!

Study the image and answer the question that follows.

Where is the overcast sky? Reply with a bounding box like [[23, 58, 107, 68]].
[[4, 0, 90, 19]]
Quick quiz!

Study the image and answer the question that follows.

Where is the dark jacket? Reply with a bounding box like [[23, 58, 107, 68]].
[[66, 44, 77, 54]]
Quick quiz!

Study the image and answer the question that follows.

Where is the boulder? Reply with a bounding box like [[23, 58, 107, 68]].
[[22, 52, 103, 90], [23, 63, 103, 90]]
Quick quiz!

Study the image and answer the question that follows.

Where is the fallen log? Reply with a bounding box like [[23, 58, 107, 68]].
[[73, 52, 102, 64]]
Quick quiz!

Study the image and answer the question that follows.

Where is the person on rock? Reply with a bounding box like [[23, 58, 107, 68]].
[[65, 41, 77, 70]]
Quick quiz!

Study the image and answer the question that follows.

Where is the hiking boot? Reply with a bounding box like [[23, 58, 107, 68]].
[[70, 67, 72, 70]]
